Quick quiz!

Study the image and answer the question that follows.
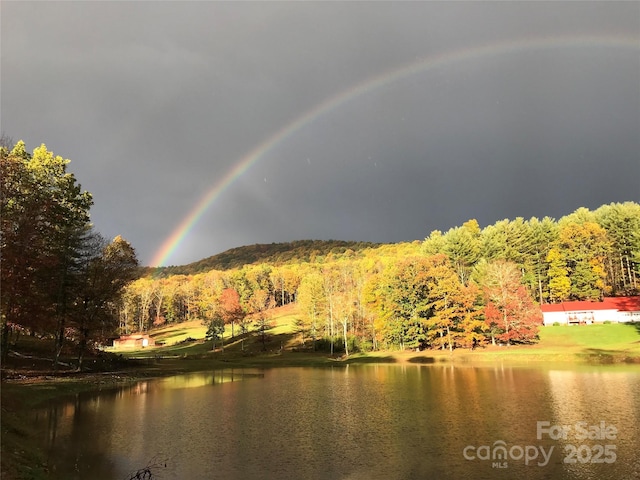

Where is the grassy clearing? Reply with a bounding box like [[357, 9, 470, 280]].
[[109, 303, 640, 366], [112, 304, 304, 358], [420, 323, 640, 364], [535, 322, 640, 363], [150, 320, 208, 345], [539, 322, 640, 350]]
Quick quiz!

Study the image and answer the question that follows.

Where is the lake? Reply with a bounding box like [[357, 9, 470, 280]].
[[31, 364, 640, 480]]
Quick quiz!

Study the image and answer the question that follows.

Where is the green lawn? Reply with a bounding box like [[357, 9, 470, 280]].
[[539, 323, 640, 351], [437, 323, 640, 364]]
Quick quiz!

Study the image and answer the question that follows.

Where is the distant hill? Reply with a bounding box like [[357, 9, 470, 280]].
[[145, 239, 381, 276]]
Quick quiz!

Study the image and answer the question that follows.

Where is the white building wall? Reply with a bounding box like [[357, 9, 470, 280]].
[[617, 311, 640, 323], [593, 309, 620, 323], [543, 308, 639, 325], [543, 312, 568, 326]]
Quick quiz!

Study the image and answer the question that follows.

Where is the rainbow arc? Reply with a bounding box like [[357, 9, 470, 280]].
[[150, 34, 639, 267]]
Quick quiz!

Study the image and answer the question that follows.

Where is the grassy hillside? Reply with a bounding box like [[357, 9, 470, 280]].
[[111, 304, 306, 357], [115, 303, 640, 364]]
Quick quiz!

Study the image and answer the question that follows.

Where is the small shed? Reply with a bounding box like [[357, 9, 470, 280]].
[[113, 334, 156, 349]]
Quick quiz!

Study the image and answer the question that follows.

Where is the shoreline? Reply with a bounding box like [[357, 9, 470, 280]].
[[3, 345, 640, 387]]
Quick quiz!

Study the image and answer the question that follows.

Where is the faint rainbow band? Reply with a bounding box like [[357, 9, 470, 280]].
[[149, 34, 639, 267]]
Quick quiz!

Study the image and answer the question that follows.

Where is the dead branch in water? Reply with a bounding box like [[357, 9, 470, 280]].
[[126, 457, 168, 480]]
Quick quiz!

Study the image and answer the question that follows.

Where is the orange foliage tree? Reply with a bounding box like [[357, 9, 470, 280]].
[[483, 260, 542, 345], [220, 288, 245, 338]]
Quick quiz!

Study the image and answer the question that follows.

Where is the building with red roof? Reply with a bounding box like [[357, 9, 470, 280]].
[[113, 333, 156, 349], [540, 296, 640, 326]]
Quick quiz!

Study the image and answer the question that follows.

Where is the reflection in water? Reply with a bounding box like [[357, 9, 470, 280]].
[[546, 369, 640, 480], [31, 365, 640, 480]]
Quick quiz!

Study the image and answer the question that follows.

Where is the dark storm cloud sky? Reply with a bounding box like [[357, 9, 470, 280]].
[[2, 2, 639, 266]]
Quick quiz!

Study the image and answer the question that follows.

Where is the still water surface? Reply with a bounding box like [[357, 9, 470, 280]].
[[32, 364, 640, 480]]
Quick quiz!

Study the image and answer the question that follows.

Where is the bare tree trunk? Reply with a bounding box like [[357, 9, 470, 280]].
[[537, 255, 544, 303], [281, 278, 285, 306], [53, 322, 65, 371], [625, 254, 634, 291], [342, 319, 349, 357], [328, 299, 334, 355]]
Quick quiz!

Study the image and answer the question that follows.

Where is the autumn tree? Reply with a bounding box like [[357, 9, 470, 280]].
[[546, 248, 571, 302], [203, 286, 244, 353], [245, 264, 273, 307], [151, 279, 168, 327], [164, 275, 189, 324], [219, 288, 245, 338], [117, 286, 136, 334], [134, 278, 155, 332], [225, 269, 253, 312], [321, 265, 339, 355], [555, 221, 611, 300], [420, 254, 460, 351], [360, 270, 387, 351], [483, 260, 541, 345], [198, 270, 224, 331], [454, 282, 485, 349], [250, 289, 274, 351], [271, 265, 302, 306], [334, 262, 358, 356], [180, 275, 201, 321], [420, 254, 483, 351], [350, 261, 373, 351], [297, 271, 326, 350]]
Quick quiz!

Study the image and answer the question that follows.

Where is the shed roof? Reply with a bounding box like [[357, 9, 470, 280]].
[[118, 334, 151, 339]]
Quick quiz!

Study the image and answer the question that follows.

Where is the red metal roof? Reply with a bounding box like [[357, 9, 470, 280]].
[[601, 296, 640, 311], [541, 296, 640, 313]]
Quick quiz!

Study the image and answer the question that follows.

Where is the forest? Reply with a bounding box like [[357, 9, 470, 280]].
[[0, 141, 139, 367], [2, 140, 639, 357], [125, 203, 640, 353]]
